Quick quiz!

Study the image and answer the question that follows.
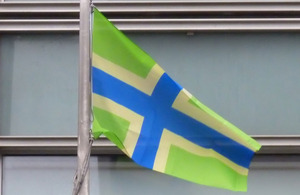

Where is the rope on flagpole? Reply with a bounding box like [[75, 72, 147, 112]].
[[72, 131, 93, 195]]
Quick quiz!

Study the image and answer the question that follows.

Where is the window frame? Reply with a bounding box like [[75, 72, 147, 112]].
[[1, 3, 300, 193], [0, 0, 299, 153]]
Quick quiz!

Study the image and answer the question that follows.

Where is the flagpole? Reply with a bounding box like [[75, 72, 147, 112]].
[[77, 0, 91, 194]]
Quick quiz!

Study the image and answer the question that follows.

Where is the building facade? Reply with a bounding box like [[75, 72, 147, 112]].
[[0, 1, 300, 194]]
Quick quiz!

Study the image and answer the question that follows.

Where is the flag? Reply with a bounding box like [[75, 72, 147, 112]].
[[91, 7, 261, 191]]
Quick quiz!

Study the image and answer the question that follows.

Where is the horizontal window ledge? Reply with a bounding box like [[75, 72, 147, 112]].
[[0, 19, 78, 32], [1, 1, 300, 17], [1, 136, 300, 168], [2, 18, 300, 32], [0, 136, 121, 155], [0, 135, 299, 155], [254, 135, 300, 154]]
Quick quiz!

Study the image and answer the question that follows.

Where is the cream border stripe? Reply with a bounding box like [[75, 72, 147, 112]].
[[172, 89, 257, 152], [153, 129, 248, 176], [93, 53, 164, 96], [93, 93, 144, 157]]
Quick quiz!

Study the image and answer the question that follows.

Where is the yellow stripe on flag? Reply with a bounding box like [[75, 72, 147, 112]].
[[93, 53, 164, 96], [93, 93, 144, 157]]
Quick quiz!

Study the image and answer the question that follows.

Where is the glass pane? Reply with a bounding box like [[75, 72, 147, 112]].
[[126, 32, 300, 135], [3, 156, 300, 195], [91, 156, 300, 195], [0, 34, 78, 136], [1, 32, 299, 135], [3, 156, 77, 195]]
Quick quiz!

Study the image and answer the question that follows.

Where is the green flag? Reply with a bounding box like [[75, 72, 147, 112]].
[[92, 7, 261, 191]]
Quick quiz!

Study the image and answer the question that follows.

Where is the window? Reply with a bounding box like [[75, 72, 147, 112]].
[[0, 1, 299, 194]]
